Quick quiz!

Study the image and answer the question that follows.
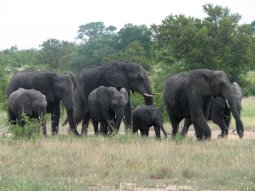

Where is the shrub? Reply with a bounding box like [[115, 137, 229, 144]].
[[8, 114, 41, 140]]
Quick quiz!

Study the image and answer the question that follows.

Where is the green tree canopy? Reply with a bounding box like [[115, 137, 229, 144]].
[[152, 4, 254, 83], [37, 39, 77, 71]]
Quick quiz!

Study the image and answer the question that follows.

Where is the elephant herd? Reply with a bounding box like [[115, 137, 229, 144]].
[[6, 62, 244, 140]]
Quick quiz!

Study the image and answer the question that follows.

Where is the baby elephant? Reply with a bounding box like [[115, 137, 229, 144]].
[[88, 86, 129, 134], [8, 88, 48, 136], [133, 105, 168, 139]]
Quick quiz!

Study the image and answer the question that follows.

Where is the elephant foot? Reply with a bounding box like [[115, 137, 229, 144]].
[[51, 131, 58, 136], [124, 125, 132, 133], [218, 131, 228, 138], [72, 129, 80, 136], [81, 125, 88, 135]]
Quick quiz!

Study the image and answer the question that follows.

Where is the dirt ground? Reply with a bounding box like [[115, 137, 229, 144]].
[[183, 129, 254, 140]]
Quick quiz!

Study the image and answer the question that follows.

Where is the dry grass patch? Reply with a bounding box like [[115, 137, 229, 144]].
[[0, 135, 255, 190]]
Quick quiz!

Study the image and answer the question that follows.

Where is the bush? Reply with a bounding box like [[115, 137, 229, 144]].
[[8, 115, 41, 140]]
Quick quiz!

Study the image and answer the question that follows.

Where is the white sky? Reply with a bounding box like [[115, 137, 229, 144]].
[[0, 0, 254, 50]]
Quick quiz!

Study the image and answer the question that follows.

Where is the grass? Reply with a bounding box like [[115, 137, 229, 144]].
[[0, 136, 255, 190], [239, 96, 255, 130], [0, 97, 254, 190]]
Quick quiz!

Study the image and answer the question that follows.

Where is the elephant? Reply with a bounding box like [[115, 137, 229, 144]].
[[62, 71, 85, 129], [163, 69, 244, 140], [132, 105, 168, 139], [66, 62, 153, 134], [181, 82, 243, 138], [7, 70, 79, 136], [88, 86, 129, 134], [8, 88, 47, 136]]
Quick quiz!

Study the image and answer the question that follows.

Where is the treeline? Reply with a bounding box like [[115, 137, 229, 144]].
[[0, 4, 255, 110]]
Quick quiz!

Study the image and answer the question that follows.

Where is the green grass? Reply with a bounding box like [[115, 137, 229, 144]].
[[237, 96, 255, 130]]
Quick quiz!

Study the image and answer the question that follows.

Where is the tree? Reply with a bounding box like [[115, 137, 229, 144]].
[[77, 22, 117, 42], [119, 42, 149, 69], [152, 4, 254, 83], [118, 24, 153, 58], [37, 39, 77, 71]]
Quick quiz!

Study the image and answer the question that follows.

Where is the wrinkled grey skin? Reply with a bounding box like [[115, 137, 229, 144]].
[[181, 82, 243, 138], [163, 69, 244, 140], [62, 71, 85, 128], [7, 70, 79, 136], [133, 105, 168, 139], [8, 88, 47, 136], [65, 62, 153, 134], [88, 86, 129, 134]]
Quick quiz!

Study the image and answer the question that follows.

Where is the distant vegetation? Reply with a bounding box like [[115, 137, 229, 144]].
[[0, 4, 254, 112]]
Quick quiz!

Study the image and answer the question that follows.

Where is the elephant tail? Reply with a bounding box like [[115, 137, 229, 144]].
[[62, 117, 69, 126], [160, 125, 169, 138]]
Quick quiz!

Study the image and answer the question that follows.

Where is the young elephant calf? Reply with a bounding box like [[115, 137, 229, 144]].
[[88, 86, 129, 134], [133, 105, 168, 139], [8, 88, 47, 136]]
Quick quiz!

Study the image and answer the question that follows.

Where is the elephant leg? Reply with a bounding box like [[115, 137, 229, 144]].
[[212, 114, 229, 138], [190, 101, 211, 140], [81, 112, 90, 135], [51, 102, 60, 135], [100, 122, 108, 135], [92, 120, 99, 135], [124, 100, 133, 132], [154, 125, 161, 139], [132, 124, 138, 134], [107, 120, 115, 135], [8, 109, 17, 125], [169, 114, 182, 137], [18, 117, 25, 127], [140, 126, 148, 137], [192, 116, 211, 140], [223, 109, 231, 129], [181, 118, 192, 136]]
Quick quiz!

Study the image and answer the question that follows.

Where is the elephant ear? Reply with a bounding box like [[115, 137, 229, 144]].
[[103, 65, 129, 89], [119, 88, 129, 105]]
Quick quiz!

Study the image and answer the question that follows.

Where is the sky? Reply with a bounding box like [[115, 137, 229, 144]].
[[0, 0, 254, 50]]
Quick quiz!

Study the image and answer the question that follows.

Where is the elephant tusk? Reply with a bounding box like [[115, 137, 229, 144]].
[[152, 93, 161, 95], [143, 93, 153, 97], [225, 99, 230, 109]]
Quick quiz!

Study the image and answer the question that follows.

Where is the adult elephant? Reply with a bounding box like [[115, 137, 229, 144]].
[[181, 82, 243, 138], [78, 62, 153, 134], [88, 86, 129, 134], [163, 69, 244, 140], [133, 105, 168, 139], [8, 88, 47, 136], [7, 70, 79, 136]]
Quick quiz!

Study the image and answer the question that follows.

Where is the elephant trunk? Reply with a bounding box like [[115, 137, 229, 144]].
[[142, 85, 153, 105], [62, 96, 80, 136], [225, 92, 244, 138]]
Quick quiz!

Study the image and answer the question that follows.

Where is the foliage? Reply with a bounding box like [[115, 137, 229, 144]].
[[72, 22, 153, 73], [152, 4, 255, 84], [8, 115, 41, 140], [0, 4, 254, 118], [77, 22, 117, 42], [37, 39, 77, 71], [118, 24, 153, 59]]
